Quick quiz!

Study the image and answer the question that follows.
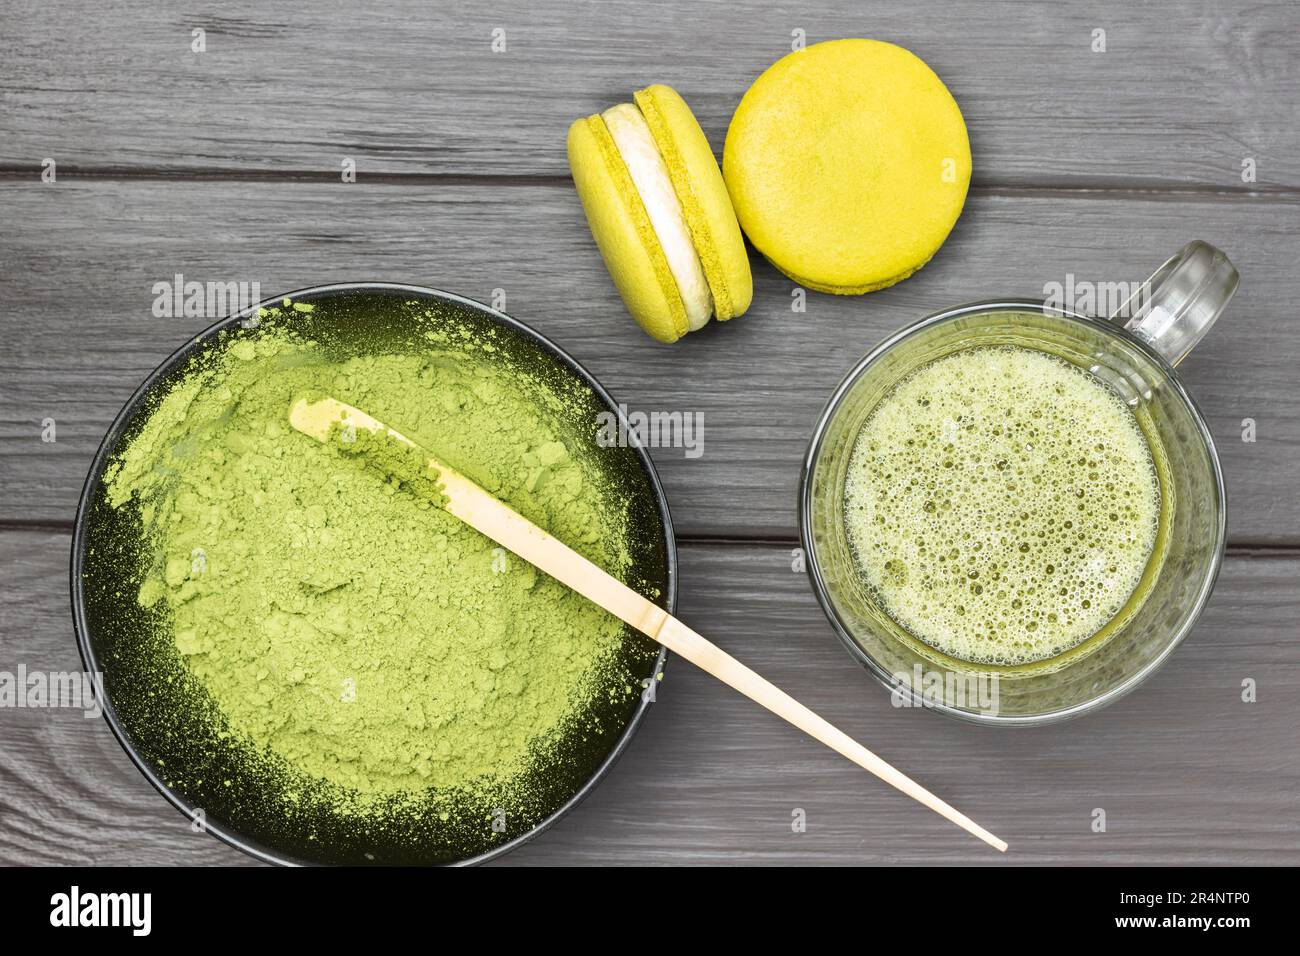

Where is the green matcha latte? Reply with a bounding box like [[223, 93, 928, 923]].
[[101, 300, 654, 847], [845, 345, 1165, 669]]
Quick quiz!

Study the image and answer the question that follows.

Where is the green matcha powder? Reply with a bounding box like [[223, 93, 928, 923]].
[[103, 308, 643, 825]]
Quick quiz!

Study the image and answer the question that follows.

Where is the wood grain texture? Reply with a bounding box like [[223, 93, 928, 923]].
[[1, 0, 1297, 188], [1, 179, 1296, 540], [1, 529, 1295, 866]]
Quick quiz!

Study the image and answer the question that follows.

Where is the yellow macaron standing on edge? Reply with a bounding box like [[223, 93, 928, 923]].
[[567, 84, 753, 343], [723, 38, 972, 295]]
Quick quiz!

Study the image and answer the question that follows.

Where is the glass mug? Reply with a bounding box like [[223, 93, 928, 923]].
[[800, 241, 1238, 724]]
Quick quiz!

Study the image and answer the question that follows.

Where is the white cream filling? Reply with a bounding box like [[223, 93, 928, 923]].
[[602, 103, 713, 331]]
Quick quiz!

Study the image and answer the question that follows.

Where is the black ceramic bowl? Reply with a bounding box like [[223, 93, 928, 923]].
[[72, 284, 675, 865]]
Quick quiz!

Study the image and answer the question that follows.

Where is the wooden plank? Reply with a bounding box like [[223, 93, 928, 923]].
[[1, 179, 1297, 541], [1, 0, 1297, 188], [1, 529, 1295, 865]]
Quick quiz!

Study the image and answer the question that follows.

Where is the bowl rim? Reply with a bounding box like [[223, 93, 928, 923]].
[[798, 297, 1226, 726], [70, 281, 677, 866]]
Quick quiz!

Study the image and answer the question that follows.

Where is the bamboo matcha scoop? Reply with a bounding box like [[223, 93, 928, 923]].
[[288, 395, 1007, 852]]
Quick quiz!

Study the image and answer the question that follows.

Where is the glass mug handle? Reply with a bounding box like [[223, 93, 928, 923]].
[[1109, 240, 1240, 366]]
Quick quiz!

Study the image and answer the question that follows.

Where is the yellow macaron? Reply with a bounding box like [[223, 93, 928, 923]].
[[723, 39, 971, 294], [567, 84, 753, 343]]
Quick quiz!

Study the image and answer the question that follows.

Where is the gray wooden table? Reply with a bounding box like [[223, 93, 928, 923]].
[[2, 0, 1297, 866]]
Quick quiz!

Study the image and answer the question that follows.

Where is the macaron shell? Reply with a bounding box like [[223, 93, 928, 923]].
[[567, 115, 689, 343], [723, 39, 971, 294], [635, 84, 753, 320]]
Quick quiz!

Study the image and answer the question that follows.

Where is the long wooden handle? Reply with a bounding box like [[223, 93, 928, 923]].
[[289, 396, 1007, 852], [653, 617, 1007, 851]]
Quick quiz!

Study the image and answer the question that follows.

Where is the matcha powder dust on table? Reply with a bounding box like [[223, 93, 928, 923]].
[[100, 302, 656, 847]]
